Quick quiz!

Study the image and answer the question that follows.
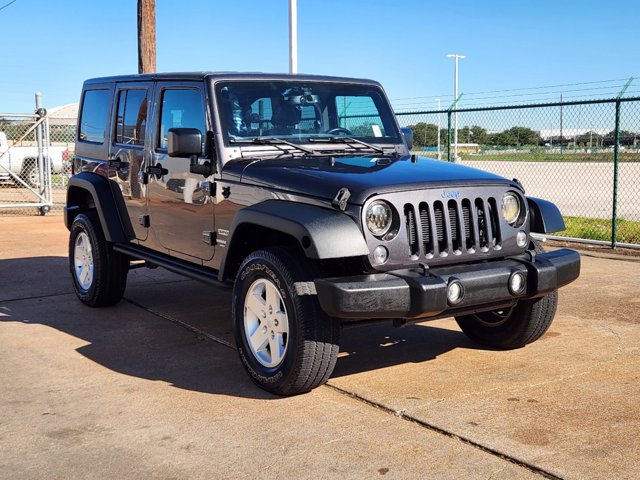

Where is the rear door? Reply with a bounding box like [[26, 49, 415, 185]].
[[147, 82, 214, 261], [109, 82, 152, 241]]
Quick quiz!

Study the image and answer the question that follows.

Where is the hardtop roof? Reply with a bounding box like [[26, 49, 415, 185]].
[[83, 72, 382, 87]]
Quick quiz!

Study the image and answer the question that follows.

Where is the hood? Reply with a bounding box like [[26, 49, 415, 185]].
[[228, 154, 517, 205]]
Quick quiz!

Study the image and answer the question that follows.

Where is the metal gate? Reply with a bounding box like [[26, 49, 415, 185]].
[[0, 93, 55, 215]]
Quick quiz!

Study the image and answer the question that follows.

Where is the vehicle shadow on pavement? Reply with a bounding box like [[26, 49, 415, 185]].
[[1, 256, 490, 395], [0, 256, 275, 400], [333, 322, 485, 378]]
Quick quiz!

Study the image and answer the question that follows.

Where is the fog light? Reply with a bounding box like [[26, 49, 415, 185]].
[[516, 231, 528, 248], [372, 245, 388, 265], [509, 271, 526, 294], [447, 280, 464, 305]]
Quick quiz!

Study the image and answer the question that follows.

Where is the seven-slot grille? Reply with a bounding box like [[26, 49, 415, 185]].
[[404, 197, 501, 258]]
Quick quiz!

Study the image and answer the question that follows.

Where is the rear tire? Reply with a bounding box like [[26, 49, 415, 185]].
[[232, 247, 340, 396], [455, 240, 558, 349], [20, 159, 39, 188], [69, 212, 129, 307]]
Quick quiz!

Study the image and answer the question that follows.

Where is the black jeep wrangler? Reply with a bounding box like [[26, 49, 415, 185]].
[[65, 72, 580, 395]]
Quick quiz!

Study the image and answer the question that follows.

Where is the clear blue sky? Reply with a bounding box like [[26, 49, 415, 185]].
[[0, 0, 638, 113]]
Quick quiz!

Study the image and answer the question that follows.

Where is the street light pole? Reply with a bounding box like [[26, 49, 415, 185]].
[[289, 0, 298, 74], [447, 54, 465, 161]]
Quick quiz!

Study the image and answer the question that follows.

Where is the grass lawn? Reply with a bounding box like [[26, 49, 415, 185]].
[[415, 151, 640, 163], [558, 216, 640, 244]]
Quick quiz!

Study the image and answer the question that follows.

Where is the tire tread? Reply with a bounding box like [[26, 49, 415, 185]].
[[69, 211, 128, 307], [455, 240, 558, 349], [233, 247, 339, 396]]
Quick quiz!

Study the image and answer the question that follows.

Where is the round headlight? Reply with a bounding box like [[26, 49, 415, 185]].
[[502, 192, 521, 225], [366, 201, 393, 237]]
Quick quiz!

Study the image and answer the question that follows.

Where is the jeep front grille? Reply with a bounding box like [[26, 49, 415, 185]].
[[404, 197, 501, 258]]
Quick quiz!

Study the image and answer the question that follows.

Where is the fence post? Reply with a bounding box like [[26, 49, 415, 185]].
[[34, 92, 46, 197], [611, 99, 621, 249], [447, 111, 452, 162], [610, 78, 634, 248], [446, 94, 463, 163]]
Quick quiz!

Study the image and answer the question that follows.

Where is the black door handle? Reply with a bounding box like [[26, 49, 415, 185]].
[[146, 163, 169, 179], [108, 157, 129, 169]]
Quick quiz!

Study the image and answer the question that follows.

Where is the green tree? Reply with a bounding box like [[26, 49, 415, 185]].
[[488, 127, 541, 146], [406, 122, 441, 147], [470, 125, 488, 144], [447, 125, 487, 145]]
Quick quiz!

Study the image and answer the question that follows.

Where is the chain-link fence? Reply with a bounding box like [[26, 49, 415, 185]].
[[3, 95, 639, 248], [397, 97, 640, 248], [0, 108, 75, 216]]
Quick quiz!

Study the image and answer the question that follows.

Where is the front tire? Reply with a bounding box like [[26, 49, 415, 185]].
[[455, 240, 557, 349], [69, 212, 129, 307], [232, 247, 340, 396]]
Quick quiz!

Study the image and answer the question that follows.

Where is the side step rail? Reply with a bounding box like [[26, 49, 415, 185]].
[[113, 243, 231, 289]]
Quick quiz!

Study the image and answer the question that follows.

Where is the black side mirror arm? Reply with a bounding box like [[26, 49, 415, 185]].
[[189, 155, 213, 177]]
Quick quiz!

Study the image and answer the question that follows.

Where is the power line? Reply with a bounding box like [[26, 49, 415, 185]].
[[0, 0, 18, 13], [393, 91, 640, 111], [390, 84, 639, 111], [446, 84, 629, 103], [390, 77, 634, 102]]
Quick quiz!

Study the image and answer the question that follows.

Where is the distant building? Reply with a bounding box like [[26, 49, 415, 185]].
[[47, 103, 78, 146], [540, 128, 608, 147]]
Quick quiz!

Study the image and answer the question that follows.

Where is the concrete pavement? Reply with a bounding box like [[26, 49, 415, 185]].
[[460, 160, 640, 221], [1, 216, 639, 479]]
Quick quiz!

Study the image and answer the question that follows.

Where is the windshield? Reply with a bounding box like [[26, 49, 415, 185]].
[[214, 81, 401, 147]]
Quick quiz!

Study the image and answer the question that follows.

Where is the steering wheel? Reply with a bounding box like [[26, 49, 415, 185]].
[[326, 127, 353, 136]]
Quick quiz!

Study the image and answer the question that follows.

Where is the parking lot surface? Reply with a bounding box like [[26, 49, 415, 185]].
[[1, 216, 639, 479]]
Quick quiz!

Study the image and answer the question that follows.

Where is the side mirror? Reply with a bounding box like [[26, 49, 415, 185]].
[[168, 128, 202, 157], [400, 127, 414, 150], [168, 128, 213, 177]]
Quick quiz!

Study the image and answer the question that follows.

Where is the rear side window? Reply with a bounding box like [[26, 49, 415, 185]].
[[115, 89, 148, 146], [79, 89, 110, 143], [158, 89, 205, 149]]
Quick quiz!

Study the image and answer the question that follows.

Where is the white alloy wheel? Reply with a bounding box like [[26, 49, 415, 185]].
[[243, 278, 289, 368], [73, 231, 94, 291]]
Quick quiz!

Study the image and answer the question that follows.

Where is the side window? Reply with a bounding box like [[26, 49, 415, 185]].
[[79, 89, 111, 143], [335, 95, 385, 137], [158, 89, 206, 149], [115, 89, 148, 146]]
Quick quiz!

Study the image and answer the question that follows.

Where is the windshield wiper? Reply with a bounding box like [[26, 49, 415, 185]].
[[308, 135, 385, 154], [229, 137, 315, 155]]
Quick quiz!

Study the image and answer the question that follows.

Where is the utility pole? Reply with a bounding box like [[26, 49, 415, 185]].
[[138, 0, 156, 74], [289, 0, 298, 74], [447, 54, 465, 161], [436, 98, 441, 160]]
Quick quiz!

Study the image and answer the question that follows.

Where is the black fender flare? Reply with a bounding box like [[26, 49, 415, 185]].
[[527, 196, 565, 234], [219, 200, 369, 279], [64, 172, 134, 243]]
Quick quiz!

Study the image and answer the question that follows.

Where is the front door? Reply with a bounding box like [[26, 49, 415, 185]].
[[110, 82, 152, 241], [147, 82, 214, 261]]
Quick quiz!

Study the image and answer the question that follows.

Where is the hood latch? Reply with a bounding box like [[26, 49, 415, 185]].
[[332, 188, 351, 211]]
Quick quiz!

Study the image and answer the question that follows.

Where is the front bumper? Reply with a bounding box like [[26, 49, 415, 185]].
[[314, 249, 580, 320]]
